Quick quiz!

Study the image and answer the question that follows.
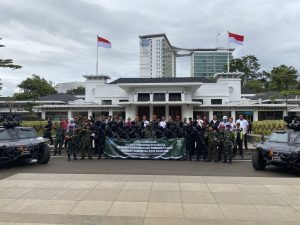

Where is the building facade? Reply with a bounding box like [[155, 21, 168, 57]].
[[139, 34, 176, 78], [35, 74, 296, 122], [191, 49, 233, 77]]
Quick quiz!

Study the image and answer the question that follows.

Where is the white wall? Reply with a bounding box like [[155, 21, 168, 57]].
[[217, 78, 241, 102]]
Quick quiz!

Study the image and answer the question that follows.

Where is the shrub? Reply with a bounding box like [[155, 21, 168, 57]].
[[252, 120, 286, 135]]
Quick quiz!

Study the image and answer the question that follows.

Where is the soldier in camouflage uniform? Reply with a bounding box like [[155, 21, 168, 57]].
[[54, 122, 65, 155], [80, 123, 93, 160], [204, 126, 219, 162], [143, 124, 156, 138], [66, 124, 78, 161], [223, 124, 235, 163], [217, 124, 226, 161]]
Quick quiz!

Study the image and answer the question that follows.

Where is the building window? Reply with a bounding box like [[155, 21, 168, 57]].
[[192, 99, 203, 104], [138, 93, 150, 102], [102, 100, 112, 105], [169, 93, 181, 101], [153, 93, 165, 101], [258, 111, 283, 120], [211, 99, 222, 105], [119, 100, 129, 102]]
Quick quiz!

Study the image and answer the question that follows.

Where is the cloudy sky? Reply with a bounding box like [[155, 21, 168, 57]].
[[0, 0, 300, 96]]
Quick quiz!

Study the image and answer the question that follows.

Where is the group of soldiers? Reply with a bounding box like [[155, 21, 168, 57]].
[[44, 114, 248, 163]]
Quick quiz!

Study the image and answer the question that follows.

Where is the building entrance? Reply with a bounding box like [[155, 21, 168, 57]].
[[169, 106, 181, 119], [153, 106, 165, 120], [138, 106, 150, 121]]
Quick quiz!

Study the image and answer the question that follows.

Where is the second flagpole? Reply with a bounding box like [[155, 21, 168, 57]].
[[227, 32, 230, 73], [96, 34, 99, 75]]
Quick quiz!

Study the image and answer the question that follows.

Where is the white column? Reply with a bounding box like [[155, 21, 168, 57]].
[[253, 110, 258, 121], [209, 110, 213, 121], [150, 92, 153, 102], [231, 110, 236, 122], [150, 105, 153, 120], [166, 92, 169, 102], [134, 92, 138, 102], [182, 91, 185, 102], [41, 110, 46, 120], [183, 105, 193, 119], [109, 109, 113, 116], [67, 110, 72, 119], [283, 109, 287, 117], [165, 105, 169, 118], [88, 110, 92, 118]]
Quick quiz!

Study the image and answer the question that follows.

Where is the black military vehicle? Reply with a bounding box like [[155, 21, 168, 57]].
[[0, 115, 50, 165], [252, 116, 300, 171]]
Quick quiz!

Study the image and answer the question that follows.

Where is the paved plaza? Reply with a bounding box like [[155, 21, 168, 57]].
[[0, 173, 300, 225]]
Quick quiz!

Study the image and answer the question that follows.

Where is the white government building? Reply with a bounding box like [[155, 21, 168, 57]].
[[36, 73, 294, 122]]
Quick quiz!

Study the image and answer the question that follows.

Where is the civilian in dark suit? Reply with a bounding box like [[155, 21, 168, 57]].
[[209, 115, 220, 130]]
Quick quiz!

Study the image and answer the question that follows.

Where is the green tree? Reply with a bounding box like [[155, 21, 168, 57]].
[[269, 65, 298, 91], [227, 55, 261, 86], [0, 38, 22, 69], [0, 38, 22, 95], [14, 75, 57, 100], [244, 80, 264, 92], [66, 86, 85, 95], [269, 65, 299, 110]]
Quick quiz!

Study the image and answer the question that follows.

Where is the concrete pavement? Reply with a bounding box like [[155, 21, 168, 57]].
[[1, 173, 300, 225]]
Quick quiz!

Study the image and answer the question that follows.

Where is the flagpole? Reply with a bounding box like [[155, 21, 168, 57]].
[[227, 33, 230, 73], [216, 30, 219, 49], [96, 34, 99, 75]]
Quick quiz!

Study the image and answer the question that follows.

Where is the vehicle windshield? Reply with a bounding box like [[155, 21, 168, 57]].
[[0, 129, 12, 140], [269, 132, 288, 143], [19, 128, 37, 139], [0, 128, 37, 141]]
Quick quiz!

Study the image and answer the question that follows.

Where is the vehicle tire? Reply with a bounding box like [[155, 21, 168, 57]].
[[38, 143, 50, 164], [252, 150, 266, 170]]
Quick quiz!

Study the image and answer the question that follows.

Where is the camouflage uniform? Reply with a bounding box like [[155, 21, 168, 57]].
[[54, 126, 65, 155], [218, 129, 225, 161], [223, 129, 235, 163], [143, 126, 155, 138], [80, 127, 93, 160], [204, 129, 219, 162], [66, 129, 77, 160]]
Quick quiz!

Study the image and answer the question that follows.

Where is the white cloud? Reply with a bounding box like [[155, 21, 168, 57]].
[[0, 0, 300, 96]]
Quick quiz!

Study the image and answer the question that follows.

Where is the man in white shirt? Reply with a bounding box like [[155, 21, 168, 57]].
[[236, 115, 249, 150], [142, 115, 150, 128], [159, 116, 167, 129], [228, 117, 236, 131], [196, 115, 203, 127]]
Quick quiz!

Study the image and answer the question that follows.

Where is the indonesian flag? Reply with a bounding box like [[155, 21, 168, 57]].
[[228, 32, 244, 45], [97, 36, 112, 48]]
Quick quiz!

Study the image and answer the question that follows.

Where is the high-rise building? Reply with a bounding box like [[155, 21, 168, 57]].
[[139, 33, 234, 78], [139, 34, 176, 78], [191, 49, 234, 77]]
